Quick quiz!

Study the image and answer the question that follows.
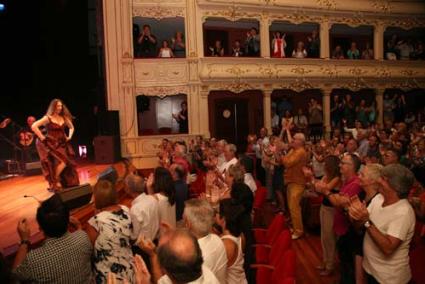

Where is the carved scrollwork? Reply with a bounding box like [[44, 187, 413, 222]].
[[202, 5, 262, 22], [207, 80, 255, 93], [135, 86, 189, 97], [320, 65, 338, 78], [329, 13, 375, 28], [342, 78, 370, 92], [348, 67, 368, 77], [401, 69, 418, 77], [133, 5, 185, 20], [371, 0, 392, 14], [278, 78, 314, 93], [391, 79, 420, 91], [271, 11, 322, 25], [316, 0, 336, 10], [290, 66, 313, 76], [374, 67, 391, 79], [384, 17, 425, 30]]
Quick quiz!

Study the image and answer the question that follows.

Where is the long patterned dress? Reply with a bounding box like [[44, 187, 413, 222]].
[[42, 116, 79, 188]]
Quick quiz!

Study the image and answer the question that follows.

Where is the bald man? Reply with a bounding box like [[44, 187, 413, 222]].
[[139, 229, 219, 284]]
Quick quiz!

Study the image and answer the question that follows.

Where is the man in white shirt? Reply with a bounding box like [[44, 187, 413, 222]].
[[218, 144, 238, 176], [216, 139, 227, 170], [349, 164, 416, 284], [183, 199, 227, 284], [125, 174, 159, 241]]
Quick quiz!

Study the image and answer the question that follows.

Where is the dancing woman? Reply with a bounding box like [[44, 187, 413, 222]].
[[32, 99, 79, 191]]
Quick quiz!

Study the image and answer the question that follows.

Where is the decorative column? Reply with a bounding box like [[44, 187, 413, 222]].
[[103, 0, 137, 140], [263, 90, 272, 133], [374, 22, 385, 60], [320, 20, 330, 59], [322, 87, 332, 137], [375, 88, 385, 127], [199, 89, 210, 137], [187, 0, 200, 58], [260, 16, 271, 58], [188, 84, 200, 134]]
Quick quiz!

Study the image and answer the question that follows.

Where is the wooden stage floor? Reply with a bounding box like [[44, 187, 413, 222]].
[[0, 162, 113, 251]]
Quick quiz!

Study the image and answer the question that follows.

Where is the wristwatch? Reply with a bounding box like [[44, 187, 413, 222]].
[[364, 220, 372, 229], [20, 239, 31, 246]]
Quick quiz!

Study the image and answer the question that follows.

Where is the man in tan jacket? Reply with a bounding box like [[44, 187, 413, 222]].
[[282, 130, 308, 239]]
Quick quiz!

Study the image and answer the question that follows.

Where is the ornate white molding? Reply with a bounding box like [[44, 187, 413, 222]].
[[133, 5, 185, 19], [316, 0, 336, 10], [135, 85, 190, 97], [201, 5, 262, 22], [370, 0, 392, 14], [277, 78, 314, 92], [384, 17, 425, 30], [199, 0, 425, 16]]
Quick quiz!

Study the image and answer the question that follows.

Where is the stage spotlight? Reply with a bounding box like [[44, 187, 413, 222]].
[[0, 4, 5, 12]]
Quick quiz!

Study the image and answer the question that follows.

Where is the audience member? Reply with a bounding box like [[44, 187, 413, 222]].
[[292, 41, 308, 58], [305, 155, 341, 276], [147, 167, 177, 229], [232, 40, 244, 57], [170, 163, 189, 221], [87, 180, 135, 283], [171, 31, 186, 58], [158, 40, 174, 58], [349, 164, 416, 284], [13, 194, 92, 283], [245, 28, 260, 56], [362, 42, 374, 59], [307, 30, 320, 58], [347, 42, 360, 59], [308, 98, 323, 141], [219, 144, 238, 175], [125, 173, 159, 241], [332, 45, 345, 59], [216, 199, 248, 284], [271, 31, 287, 58], [282, 132, 308, 239], [210, 40, 225, 56], [138, 228, 219, 284], [183, 199, 227, 283], [138, 25, 157, 58]]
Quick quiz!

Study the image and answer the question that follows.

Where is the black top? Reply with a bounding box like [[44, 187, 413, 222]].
[[174, 179, 188, 221]]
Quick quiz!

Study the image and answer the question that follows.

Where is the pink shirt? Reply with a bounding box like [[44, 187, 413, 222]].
[[333, 175, 362, 236]]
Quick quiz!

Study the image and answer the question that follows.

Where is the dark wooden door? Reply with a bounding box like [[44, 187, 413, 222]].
[[214, 98, 249, 149]]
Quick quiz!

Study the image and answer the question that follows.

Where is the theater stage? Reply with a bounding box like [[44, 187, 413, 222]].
[[0, 162, 115, 253]]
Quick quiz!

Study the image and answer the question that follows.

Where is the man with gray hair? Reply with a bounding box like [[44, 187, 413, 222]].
[[125, 173, 159, 241], [183, 199, 227, 283], [218, 143, 238, 175], [349, 164, 416, 284]]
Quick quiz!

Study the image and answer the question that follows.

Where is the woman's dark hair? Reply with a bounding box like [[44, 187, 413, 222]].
[[231, 182, 254, 214], [324, 155, 341, 180], [219, 199, 245, 237], [36, 194, 69, 238], [154, 167, 176, 206], [348, 153, 362, 172]]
